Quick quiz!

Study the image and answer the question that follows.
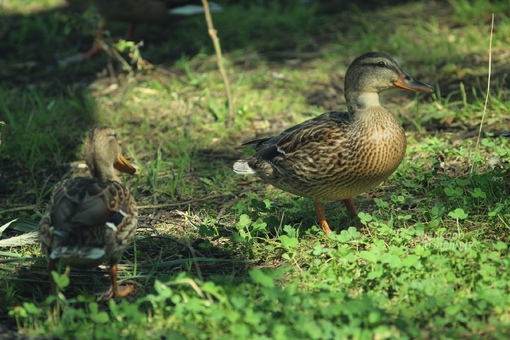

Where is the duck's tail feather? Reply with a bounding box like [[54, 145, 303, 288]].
[[233, 160, 255, 175]]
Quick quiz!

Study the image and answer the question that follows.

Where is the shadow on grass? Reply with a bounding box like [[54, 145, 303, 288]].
[[10, 236, 252, 295]]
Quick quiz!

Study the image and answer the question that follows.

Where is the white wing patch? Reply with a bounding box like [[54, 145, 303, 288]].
[[169, 3, 222, 16], [50, 246, 105, 260], [106, 222, 118, 231]]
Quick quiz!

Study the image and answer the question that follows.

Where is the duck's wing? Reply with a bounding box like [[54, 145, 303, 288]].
[[242, 110, 351, 162], [39, 178, 136, 253]]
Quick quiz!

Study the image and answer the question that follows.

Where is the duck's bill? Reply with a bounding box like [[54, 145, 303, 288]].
[[114, 155, 136, 174], [394, 72, 435, 93]]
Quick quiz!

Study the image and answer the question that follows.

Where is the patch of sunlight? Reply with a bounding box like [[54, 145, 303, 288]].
[[0, 0, 68, 15]]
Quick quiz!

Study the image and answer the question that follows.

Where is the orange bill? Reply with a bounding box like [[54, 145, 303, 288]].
[[114, 154, 136, 174], [394, 71, 435, 93]]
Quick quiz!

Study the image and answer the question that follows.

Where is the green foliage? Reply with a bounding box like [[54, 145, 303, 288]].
[[212, 1, 324, 52], [448, 0, 510, 24]]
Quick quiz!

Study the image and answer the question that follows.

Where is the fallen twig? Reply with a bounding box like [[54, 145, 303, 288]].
[[138, 193, 234, 210], [0, 204, 41, 214], [138, 187, 252, 210]]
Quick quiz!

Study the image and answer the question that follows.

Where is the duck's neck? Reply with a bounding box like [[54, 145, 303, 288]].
[[89, 162, 119, 182], [346, 92, 381, 113], [347, 92, 400, 131]]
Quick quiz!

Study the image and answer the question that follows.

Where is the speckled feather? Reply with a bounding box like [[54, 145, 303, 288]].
[[39, 178, 138, 268], [237, 108, 406, 201], [38, 126, 138, 272]]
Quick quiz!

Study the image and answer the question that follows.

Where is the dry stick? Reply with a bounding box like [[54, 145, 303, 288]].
[[470, 14, 494, 175], [138, 187, 253, 210], [138, 193, 228, 210], [201, 0, 234, 127], [0, 204, 40, 214]]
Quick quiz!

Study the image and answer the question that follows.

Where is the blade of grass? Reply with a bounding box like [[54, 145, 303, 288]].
[[470, 13, 494, 175]]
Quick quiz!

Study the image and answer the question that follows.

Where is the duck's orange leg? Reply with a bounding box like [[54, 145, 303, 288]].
[[314, 201, 332, 235], [108, 263, 133, 298], [96, 262, 133, 300], [342, 198, 358, 216], [82, 21, 108, 59], [125, 23, 137, 41]]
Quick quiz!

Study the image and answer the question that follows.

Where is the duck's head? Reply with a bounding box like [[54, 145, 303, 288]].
[[85, 126, 136, 181], [344, 52, 435, 111]]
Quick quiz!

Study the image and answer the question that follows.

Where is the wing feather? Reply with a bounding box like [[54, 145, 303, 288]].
[[246, 111, 351, 162]]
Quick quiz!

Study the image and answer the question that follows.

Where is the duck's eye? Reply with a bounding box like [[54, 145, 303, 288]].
[[377, 61, 386, 67]]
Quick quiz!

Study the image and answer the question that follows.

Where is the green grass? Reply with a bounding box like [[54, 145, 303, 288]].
[[1, 0, 510, 338]]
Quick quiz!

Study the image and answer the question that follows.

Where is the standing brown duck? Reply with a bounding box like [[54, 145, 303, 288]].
[[233, 52, 435, 234], [39, 126, 138, 298], [64, 0, 222, 59]]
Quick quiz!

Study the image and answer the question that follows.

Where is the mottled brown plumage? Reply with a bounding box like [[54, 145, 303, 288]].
[[234, 52, 435, 234], [39, 126, 138, 298], [66, 0, 220, 23]]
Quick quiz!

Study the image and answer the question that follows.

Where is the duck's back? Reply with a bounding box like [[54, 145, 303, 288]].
[[39, 178, 138, 268]]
